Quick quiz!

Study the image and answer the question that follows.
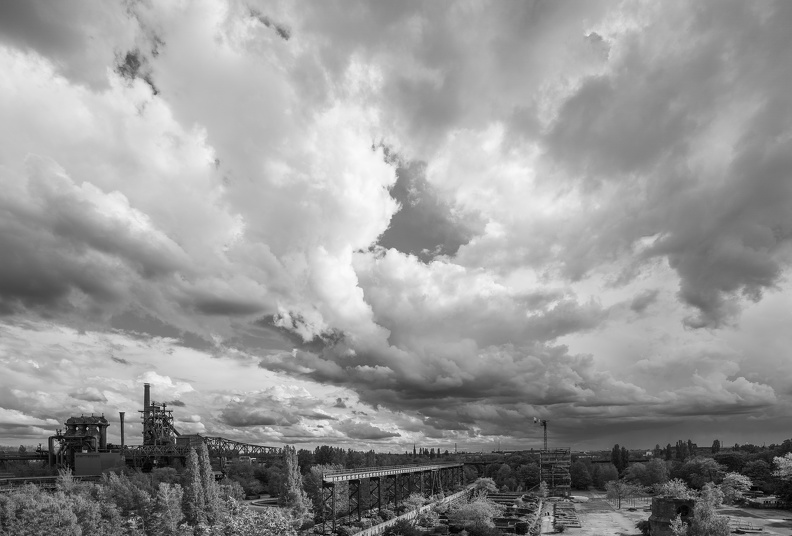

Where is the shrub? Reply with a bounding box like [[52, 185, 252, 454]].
[[515, 521, 529, 535], [381, 508, 397, 520], [467, 525, 503, 536], [555, 524, 566, 533], [336, 525, 357, 536], [636, 519, 651, 536], [384, 519, 421, 536]]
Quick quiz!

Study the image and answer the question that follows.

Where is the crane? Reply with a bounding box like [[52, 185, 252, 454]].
[[533, 417, 548, 451]]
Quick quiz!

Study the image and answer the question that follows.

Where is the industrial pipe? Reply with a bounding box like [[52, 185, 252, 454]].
[[143, 383, 150, 443], [119, 411, 125, 450], [48, 436, 55, 466], [143, 383, 151, 414]]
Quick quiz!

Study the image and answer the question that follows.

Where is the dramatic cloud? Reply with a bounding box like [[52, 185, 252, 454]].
[[1, 0, 791, 451], [378, 156, 484, 261]]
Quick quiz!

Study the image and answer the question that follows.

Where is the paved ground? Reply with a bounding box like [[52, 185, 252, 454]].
[[716, 505, 792, 535], [540, 491, 646, 536], [539, 491, 792, 536]]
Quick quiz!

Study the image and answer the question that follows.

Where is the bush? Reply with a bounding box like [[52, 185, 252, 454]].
[[515, 521, 529, 535], [636, 519, 650, 536], [337, 525, 357, 536], [384, 519, 421, 536], [467, 525, 503, 536], [555, 524, 566, 533], [381, 508, 397, 520]]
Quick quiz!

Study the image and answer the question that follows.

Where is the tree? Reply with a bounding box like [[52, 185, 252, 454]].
[[645, 458, 670, 486], [516, 463, 540, 490], [197, 442, 221, 524], [742, 460, 771, 482], [685, 484, 729, 536], [670, 514, 687, 536], [675, 440, 690, 461], [620, 446, 630, 471], [611, 444, 623, 472], [403, 492, 427, 526], [773, 453, 792, 503], [624, 464, 649, 486], [182, 447, 206, 526], [220, 497, 297, 536], [279, 445, 312, 526], [656, 478, 696, 499], [711, 439, 721, 454], [447, 498, 504, 530], [675, 456, 724, 489], [595, 464, 619, 489], [304, 464, 347, 522], [570, 461, 592, 490], [665, 444, 673, 461], [773, 452, 792, 480], [494, 464, 513, 490], [719, 472, 751, 504], [0, 484, 81, 535], [151, 482, 184, 535], [473, 477, 497, 497], [605, 480, 641, 509]]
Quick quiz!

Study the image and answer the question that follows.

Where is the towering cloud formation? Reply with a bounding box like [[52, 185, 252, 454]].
[[0, 0, 790, 449]]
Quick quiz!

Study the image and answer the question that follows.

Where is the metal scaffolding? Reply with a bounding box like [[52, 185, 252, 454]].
[[539, 448, 571, 497]]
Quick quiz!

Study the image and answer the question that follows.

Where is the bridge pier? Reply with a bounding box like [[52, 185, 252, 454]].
[[349, 479, 361, 522], [370, 477, 381, 513]]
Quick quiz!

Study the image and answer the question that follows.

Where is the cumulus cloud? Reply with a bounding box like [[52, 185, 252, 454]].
[[630, 289, 659, 314], [336, 420, 400, 440], [378, 155, 484, 262], [69, 387, 108, 403], [0, 0, 791, 449]]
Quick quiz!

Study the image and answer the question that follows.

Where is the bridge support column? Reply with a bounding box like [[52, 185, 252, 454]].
[[322, 482, 336, 534], [349, 479, 361, 522], [400, 472, 411, 503], [385, 474, 396, 509], [370, 477, 381, 513]]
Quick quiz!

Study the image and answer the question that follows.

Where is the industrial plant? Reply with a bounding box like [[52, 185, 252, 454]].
[[1, 383, 281, 476]]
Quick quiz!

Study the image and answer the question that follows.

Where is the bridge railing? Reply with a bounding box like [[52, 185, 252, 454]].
[[322, 463, 464, 482]]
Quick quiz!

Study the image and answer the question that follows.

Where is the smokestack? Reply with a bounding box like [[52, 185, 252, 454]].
[[119, 412, 125, 449], [144, 383, 151, 413]]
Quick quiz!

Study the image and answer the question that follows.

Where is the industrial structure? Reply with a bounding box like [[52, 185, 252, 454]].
[[649, 496, 695, 536], [1, 383, 282, 476], [320, 463, 465, 533], [539, 448, 571, 497]]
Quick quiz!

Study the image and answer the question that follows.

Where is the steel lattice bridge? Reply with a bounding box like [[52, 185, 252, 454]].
[[320, 463, 465, 534], [121, 435, 281, 466]]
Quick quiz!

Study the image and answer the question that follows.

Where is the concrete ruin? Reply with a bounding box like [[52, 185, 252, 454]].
[[648, 496, 695, 536]]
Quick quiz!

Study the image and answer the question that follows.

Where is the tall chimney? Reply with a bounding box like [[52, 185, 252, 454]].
[[143, 383, 150, 444], [144, 383, 151, 413], [119, 411, 125, 449]]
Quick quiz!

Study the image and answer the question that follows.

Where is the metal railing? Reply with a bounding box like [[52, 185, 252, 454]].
[[322, 462, 464, 482]]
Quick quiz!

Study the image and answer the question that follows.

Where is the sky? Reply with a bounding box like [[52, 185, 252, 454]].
[[1, 1, 791, 454]]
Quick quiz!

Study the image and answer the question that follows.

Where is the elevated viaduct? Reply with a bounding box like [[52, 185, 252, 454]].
[[320, 462, 465, 533]]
